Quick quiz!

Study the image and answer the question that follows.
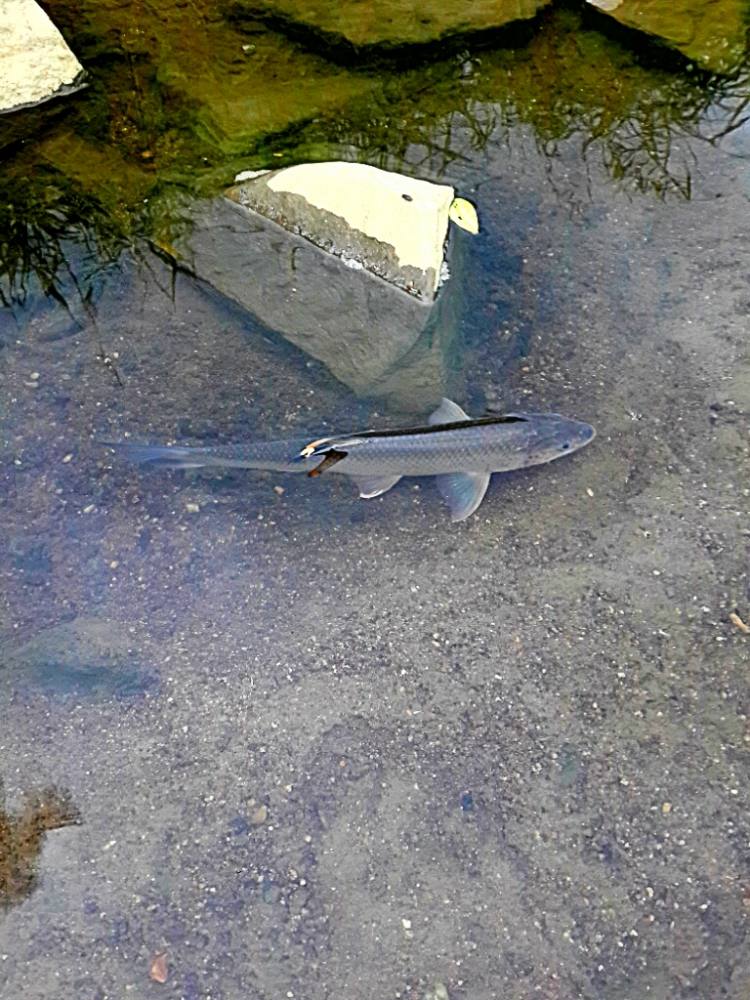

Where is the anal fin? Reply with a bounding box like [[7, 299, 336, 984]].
[[435, 472, 490, 521], [353, 474, 402, 499]]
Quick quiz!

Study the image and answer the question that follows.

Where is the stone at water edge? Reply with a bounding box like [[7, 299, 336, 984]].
[[228, 162, 458, 303], [175, 163, 476, 409], [0, 0, 85, 114], [585, 0, 748, 73], [235, 0, 552, 48]]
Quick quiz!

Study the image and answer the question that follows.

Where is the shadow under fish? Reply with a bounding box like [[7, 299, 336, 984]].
[[104, 398, 594, 521]]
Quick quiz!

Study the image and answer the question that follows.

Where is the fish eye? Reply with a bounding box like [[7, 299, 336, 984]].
[[562, 442, 570, 450]]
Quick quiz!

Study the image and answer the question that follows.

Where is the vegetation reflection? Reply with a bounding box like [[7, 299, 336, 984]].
[[1, 3, 748, 299]]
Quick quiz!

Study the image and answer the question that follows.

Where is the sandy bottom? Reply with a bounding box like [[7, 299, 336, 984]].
[[1, 115, 749, 999]]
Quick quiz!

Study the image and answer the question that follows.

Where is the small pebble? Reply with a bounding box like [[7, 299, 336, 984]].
[[62, 454, 73, 464], [149, 952, 168, 984], [250, 804, 268, 826], [185, 502, 200, 514], [273, 485, 285, 496], [30, 372, 40, 381], [661, 802, 672, 815], [82, 504, 96, 514], [424, 984, 449, 1000], [586, 487, 594, 497]]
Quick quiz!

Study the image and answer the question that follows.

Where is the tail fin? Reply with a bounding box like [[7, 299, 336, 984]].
[[100, 441, 208, 469]]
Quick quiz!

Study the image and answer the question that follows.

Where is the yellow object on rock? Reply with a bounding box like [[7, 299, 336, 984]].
[[449, 198, 479, 235]]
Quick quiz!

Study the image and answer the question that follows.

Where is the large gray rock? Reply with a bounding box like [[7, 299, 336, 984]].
[[175, 165, 471, 410], [0, 0, 85, 114], [228, 162, 456, 302]]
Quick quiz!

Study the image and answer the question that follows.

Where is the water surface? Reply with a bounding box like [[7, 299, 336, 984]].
[[1, 3, 749, 998]]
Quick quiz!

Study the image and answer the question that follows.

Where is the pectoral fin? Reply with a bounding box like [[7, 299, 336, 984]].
[[352, 474, 402, 499], [435, 472, 490, 521], [428, 398, 470, 425]]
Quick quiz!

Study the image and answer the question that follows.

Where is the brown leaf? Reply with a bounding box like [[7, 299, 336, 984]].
[[149, 952, 168, 984]]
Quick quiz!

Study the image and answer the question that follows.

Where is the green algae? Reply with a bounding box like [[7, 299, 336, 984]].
[[45, 0, 376, 164], [586, 0, 750, 74], [235, 0, 552, 48]]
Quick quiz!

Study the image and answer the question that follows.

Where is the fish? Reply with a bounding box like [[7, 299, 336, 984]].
[[103, 398, 594, 521]]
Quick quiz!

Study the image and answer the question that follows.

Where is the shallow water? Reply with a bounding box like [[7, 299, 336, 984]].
[[1, 3, 750, 998]]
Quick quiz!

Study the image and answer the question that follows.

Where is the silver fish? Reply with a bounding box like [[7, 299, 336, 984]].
[[104, 398, 594, 521]]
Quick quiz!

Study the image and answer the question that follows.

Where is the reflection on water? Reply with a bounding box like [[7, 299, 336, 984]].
[[312, 8, 750, 198], [0, 170, 129, 316], [0, 780, 80, 908], [1, 5, 749, 311]]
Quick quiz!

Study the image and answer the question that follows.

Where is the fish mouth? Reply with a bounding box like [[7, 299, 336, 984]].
[[580, 422, 596, 444], [570, 421, 596, 451]]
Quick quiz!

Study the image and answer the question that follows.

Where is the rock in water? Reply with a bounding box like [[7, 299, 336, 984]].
[[236, 0, 551, 47], [0, 0, 85, 114], [229, 162, 456, 302], [176, 163, 476, 410], [585, 0, 747, 73]]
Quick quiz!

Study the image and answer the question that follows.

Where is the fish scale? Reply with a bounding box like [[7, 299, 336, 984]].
[[319, 421, 554, 477]]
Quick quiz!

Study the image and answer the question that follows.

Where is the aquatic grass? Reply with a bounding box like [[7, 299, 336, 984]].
[[1, 1, 749, 303], [0, 169, 131, 309]]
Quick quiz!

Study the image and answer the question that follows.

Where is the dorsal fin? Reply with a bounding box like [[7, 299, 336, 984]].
[[428, 398, 470, 426]]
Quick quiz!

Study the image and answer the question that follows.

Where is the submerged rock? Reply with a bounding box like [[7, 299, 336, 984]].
[[228, 162, 457, 301], [176, 163, 473, 409], [239, 0, 551, 48], [586, 0, 748, 72], [0, 0, 85, 114]]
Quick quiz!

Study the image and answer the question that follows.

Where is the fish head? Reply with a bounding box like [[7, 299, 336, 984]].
[[507, 412, 595, 466]]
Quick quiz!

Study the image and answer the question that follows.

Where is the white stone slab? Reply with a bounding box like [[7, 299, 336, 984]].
[[0, 0, 84, 114], [228, 161, 455, 300]]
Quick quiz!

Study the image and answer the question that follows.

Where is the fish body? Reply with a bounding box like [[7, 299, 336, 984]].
[[105, 398, 594, 520]]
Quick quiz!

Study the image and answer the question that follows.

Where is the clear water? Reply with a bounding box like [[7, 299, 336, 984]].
[[1, 3, 749, 998]]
